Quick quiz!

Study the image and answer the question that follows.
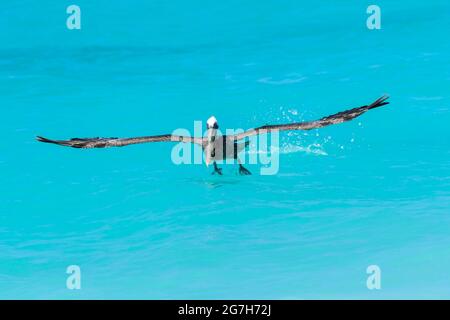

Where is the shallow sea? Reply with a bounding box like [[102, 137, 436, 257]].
[[1, 1, 450, 298]]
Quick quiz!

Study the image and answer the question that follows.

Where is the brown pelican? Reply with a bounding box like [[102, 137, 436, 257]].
[[37, 95, 389, 175]]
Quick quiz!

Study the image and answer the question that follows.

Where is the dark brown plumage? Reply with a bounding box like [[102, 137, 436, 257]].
[[36, 95, 389, 149], [229, 95, 389, 140], [36, 134, 203, 148]]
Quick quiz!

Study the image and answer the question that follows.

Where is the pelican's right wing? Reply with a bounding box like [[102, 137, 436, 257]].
[[36, 134, 204, 148]]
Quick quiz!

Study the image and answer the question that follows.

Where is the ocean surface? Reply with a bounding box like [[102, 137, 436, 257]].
[[1, 1, 450, 299]]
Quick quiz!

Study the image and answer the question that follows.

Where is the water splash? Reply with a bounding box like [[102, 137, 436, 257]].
[[248, 143, 328, 156]]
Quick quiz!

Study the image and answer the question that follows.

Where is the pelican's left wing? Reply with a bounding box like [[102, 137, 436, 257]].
[[230, 95, 389, 141], [36, 134, 204, 148]]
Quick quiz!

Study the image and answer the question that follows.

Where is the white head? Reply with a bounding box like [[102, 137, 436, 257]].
[[206, 116, 218, 129]]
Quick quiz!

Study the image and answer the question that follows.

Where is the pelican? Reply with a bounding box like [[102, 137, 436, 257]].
[[37, 95, 389, 175]]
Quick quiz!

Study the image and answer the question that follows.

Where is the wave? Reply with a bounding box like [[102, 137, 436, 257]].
[[257, 76, 307, 85], [411, 96, 443, 101]]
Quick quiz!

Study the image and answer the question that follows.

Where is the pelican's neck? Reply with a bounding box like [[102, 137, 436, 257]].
[[206, 128, 217, 144]]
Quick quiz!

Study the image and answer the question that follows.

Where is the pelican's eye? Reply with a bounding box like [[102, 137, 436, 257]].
[[211, 149, 215, 157]]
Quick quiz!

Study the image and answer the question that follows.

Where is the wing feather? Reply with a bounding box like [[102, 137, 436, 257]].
[[36, 134, 203, 148], [231, 95, 389, 140]]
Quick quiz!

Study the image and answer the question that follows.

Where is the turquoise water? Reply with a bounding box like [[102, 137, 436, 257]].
[[1, 1, 450, 299]]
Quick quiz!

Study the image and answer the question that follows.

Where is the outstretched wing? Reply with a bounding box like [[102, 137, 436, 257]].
[[230, 95, 389, 141], [36, 134, 204, 148]]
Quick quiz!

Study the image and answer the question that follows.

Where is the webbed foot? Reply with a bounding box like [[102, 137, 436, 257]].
[[212, 163, 223, 175], [238, 164, 252, 175]]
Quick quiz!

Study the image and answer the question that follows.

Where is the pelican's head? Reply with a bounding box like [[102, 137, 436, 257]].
[[205, 116, 219, 167], [206, 116, 219, 130]]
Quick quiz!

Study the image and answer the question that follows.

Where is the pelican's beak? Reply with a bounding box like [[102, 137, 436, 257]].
[[205, 116, 218, 168], [204, 136, 214, 167], [206, 128, 215, 143]]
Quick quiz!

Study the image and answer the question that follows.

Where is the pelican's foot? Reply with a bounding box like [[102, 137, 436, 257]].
[[239, 164, 252, 175], [212, 163, 223, 175]]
